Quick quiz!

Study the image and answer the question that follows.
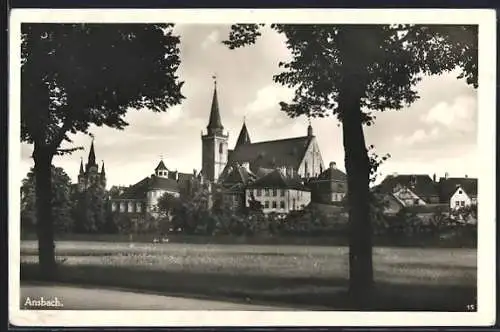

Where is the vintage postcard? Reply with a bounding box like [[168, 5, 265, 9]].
[[9, 8, 496, 327]]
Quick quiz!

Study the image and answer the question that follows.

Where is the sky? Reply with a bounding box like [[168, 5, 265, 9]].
[[19, 24, 479, 188]]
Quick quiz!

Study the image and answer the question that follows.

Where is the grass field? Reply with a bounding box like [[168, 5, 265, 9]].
[[20, 241, 477, 311]]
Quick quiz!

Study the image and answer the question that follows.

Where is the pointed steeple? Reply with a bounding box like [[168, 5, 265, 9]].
[[88, 139, 96, 166], [207, 75, 224, 136], [235, 118, 251, 147], [79, 157, 84, 174], [101, 161, 106, 177]]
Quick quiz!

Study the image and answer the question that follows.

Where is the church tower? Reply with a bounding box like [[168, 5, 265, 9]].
[[201, 76, 228, 183], [77, 140, 107, 191]]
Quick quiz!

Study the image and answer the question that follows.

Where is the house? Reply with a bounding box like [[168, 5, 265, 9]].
[[308, 161, 347, 205], [110, 159, 196, 216], [219, 163, 257, 211], [375, 174, 440, 206], [245, 168, 311, 214], [438, 176, 478, 210]]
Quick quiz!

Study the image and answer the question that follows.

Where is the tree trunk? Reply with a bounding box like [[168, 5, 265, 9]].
[[337, 27, 374, 308], [33, 143, 57, 280]]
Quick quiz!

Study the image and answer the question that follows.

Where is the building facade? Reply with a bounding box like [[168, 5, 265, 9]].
[[110, 159, 196, 216]]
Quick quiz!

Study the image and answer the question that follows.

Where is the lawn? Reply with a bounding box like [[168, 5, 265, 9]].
[[20, 241, 477, 311]]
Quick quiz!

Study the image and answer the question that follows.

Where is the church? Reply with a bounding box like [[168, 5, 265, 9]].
[[202, 79, 347, 213], [109, 78, 348, 216], [76, 140, 107, 192]]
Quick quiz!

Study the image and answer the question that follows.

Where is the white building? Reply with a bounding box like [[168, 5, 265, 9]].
[[245, 168, 311, 214]]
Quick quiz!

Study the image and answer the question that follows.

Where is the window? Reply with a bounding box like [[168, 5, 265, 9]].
[[265, 189, 270, 196], [280, 201, 285, 209], [264, 201, 270, 208], [272, 201, 277, 209], [414, 199, 419, 205], [272, 189, 277, 197], [136, 203, 142, 213], [461, 201, 465, 207], [459, 190, 463, 194], [111, 202, 117, 212], [280, 189, 285, 197], [219, 143, 223, 154], [256, 189, 262, 197], [455, 201, 460, 206]]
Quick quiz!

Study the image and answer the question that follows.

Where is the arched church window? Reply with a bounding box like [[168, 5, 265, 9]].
[[219, 142, 223, 154]]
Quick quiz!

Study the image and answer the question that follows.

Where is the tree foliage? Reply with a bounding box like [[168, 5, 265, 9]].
[[21, 23, 185, 277], [223, 23, 477, 304], [21, 166, 74, 233], [72, 184, 108, 233], [224, 25, 476, 123]]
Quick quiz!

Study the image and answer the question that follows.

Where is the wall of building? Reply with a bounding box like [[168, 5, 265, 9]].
[[245, 188, 311, 214], [202, 134, 228, 182], [297, 139, 324, 179], [450, 187, 473, 209], [111, 199, 145, 214], [147, 189, 180, 211]]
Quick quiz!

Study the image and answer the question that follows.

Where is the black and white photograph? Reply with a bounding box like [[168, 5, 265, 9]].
[[9, 9, 496, 327]]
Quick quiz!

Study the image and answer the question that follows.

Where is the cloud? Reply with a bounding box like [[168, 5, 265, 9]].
[[421, 95, 477, 132], [395, 127, 440, 145], [201, 30, 220, 49], [244, 84, 294, 115]]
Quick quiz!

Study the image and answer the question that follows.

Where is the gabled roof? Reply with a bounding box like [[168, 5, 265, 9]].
[[228, 136, 313, 174], [376, 174, 439, 201], [439, 177, 478, 200], [247, 169, 309, 191], [316, 166, 347, 182], [223, 164, 256, 185]]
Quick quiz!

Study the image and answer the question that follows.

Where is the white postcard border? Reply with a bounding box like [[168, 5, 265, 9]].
[[8, 8, 497, 327]]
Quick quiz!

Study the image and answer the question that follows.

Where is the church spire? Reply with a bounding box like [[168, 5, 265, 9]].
[[206, 75, 224, 136], [101, 161, 106, 176], [79, 157, 84, 174], [88, 139, 96, 166], [235, 118, 251, 147]]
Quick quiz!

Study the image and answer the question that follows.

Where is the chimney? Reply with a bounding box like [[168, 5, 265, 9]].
[[329, 161, 336, 169], [193, 169, 197, 176], [433, 173, 436, 183], [445, 172, 449, 179], [465, 174, 468, 178], [392, 172, 398, 177]]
